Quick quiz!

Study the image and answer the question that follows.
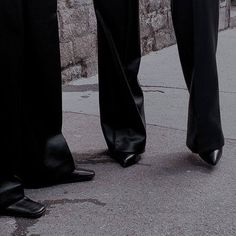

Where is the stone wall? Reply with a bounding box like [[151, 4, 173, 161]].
[[58, 0, 231, 83], [220, 0, 231, 29]]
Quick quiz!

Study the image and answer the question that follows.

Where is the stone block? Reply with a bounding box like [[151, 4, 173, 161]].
[[58, 0, 231, 83]]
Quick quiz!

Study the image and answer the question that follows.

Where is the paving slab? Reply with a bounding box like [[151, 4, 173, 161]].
[[1, 113, 236, 236]]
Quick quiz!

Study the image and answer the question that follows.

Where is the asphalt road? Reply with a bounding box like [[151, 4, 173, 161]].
[[1, 28, 236, 236]]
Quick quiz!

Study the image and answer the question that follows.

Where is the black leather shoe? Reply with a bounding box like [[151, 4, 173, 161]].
[[59, 169, 95, 184], [199, 148, 223, 166], [0, 197, 45, 219], [111, 152, 141, 168], [24, 169, 95, 189]]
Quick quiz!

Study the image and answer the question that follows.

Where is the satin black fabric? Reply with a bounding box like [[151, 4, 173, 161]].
[[93, 0, 146, 154], [0, 0, 74, 208], [171, 0, 225, 153]]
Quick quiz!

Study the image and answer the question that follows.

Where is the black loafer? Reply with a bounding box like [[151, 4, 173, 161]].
[[199, 148, 223, 166], [0, 197, 45, 219], [24, 169, 95, 189], [59, 169, 95, 184], [111, 152, 141, 168]]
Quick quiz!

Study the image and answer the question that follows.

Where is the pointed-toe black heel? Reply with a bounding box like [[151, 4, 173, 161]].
[[111, 152, 141, 168], [199, 148, 223, 166]]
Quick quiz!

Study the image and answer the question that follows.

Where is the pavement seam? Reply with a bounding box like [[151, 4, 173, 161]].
[[63, 112, 236, 142]]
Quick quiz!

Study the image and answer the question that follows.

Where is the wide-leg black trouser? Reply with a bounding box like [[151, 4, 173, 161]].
[[171, 0, 225, 153], [0, 0, 75, 208], [93, 0, 146, 154]]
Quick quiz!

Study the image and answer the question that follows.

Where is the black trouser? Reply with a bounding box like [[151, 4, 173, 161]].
[[93, 0, 146, 154], [0, 0, 74, 208], [171, 0, 224, 153]]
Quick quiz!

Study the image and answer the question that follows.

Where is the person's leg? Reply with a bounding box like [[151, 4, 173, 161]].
[[171, 0, 194, 90], [190, 0, 224, 154], [0, 176, 24, 210], [171, 0, 224, 164], [93, 0, 146, 166], [16, 0, 94, 186], [0, 0, 45, 218]]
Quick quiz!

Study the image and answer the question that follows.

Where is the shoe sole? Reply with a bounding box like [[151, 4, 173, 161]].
[[0, 207, 46, 219]]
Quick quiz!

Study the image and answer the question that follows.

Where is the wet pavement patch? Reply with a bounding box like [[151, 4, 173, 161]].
[[43, 198, 106, 210], [12, 214, 42, 236]]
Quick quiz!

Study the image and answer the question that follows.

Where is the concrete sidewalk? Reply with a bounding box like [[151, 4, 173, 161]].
[[1, 28, 236, 236]]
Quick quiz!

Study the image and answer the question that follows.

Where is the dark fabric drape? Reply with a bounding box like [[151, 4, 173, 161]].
[[171, 0, 224, 153], [0, 0, 74, 207], [93, 0, 146, 154]]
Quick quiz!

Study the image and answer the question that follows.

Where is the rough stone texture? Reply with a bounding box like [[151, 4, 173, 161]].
[[58, 0, 231, 83], [58, 0, 97, 83], [220, 0, 231, 29]]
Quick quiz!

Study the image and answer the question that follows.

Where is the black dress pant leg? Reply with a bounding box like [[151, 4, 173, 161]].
[[0, 0, 25, 208], [0, 176, 24, 209], [171, 0, 224, 153], [17, 0, 75, 182], [93, 0, 146, 154]]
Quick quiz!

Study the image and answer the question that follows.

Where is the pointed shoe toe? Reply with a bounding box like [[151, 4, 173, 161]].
[[111, 152, 141, 168], [199, 148, 223, 166], [68, 169, 95, 182]]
